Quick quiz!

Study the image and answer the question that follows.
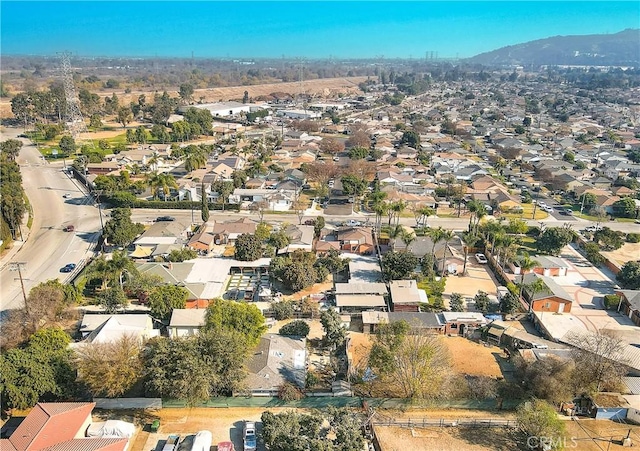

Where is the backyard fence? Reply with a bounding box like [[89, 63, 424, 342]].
[[370, 417, 517, 428]]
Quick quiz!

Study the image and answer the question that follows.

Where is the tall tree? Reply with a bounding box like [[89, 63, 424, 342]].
[[320, 308, 347, 350], [148, 285, 189, 320], [103, 208, 144, 247], [368, 321, 450, 399], [234, 233, 263, 261], [117, 106, 133, 128], [567, 330, 630, 393], [75, 334, 142, 397], [200, 183, 209, 222], [204, 299, 266, 346]]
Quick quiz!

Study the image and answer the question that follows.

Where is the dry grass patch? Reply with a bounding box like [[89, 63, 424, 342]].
[[442, 336, 503, 378]]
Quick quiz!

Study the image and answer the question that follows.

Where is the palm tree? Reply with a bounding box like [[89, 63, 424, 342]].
[[148, 172, 178, 201], [414, 206, 435, 228], [494, 234, 516, 270], [401, 230, 416, 249], [480, 220, 504, 254], [428, 227, 446, 261], [517, 252, 540, 297], [439, 230, 455, 277], [184, 147, 207, 172], [391, 200, 406, 227], [522, 277, 547, 313], [467, 199, 487, 234], [373, 202, 388, 235], [108, 250, 140, 290]]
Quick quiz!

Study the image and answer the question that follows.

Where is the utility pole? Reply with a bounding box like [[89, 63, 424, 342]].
[[9, 262, 28, 313]]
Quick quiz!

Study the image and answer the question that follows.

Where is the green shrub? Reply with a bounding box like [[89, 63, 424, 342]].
[[603, 294, 620, 310], [626, 233, 640, 243], [279, 320, 310, 337]]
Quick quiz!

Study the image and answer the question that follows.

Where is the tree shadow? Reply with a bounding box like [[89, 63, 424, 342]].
[[455, 426, 524, 451]]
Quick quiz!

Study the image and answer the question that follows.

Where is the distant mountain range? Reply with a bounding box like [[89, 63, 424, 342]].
[[468, 29, 639, 66]]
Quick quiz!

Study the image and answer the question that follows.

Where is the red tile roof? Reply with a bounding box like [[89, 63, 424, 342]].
[[8, 402, 95, 451], [43, 438, 128, 451]]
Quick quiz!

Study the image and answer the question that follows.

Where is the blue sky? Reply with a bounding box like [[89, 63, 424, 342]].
[[1, 1, 638, 58]]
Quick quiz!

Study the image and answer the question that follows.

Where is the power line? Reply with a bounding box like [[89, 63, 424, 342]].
[[8, 262, 28, 313]]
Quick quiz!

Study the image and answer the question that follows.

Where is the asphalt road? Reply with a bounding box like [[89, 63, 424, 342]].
[[0, 128, 102, 312]]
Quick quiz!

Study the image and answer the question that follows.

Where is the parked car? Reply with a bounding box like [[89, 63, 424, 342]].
[[156, 216, 176, 222], [217, 442, 235, 451], [162, 434, 181, 451], [475, 253, 488, 264], [60, 263, 76, 273], [304, 219, 316, 225], [243, 421, 257, 451], [584, 225, 603, 233], [543, 206, 554, 213], [63, 224, 75, 232], [62, 193, 71, 198], [344, 219, 361, 227]]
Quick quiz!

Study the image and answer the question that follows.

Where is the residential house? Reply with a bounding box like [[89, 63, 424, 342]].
[[278, 225, 315, 254], [389, 279, 428, 312], [244, 334, 307, 396], [230, 188, 297, 211], [510, 255, 569, 277], [0, 402, 128, 451], [377, 170, 415, 186], [77, 314, 159, 344], [168, 309, 208, 338], [334, 282, 388, 313], [211, 217, 258, 244], [361, 311, 444, 334], [133, 219, 191, 257], [399, 235, 465, 274], [616, 290, 640, 327], [521, 273, 573, 313], [335, 227, 374, 255], [441, 312, 488, 336], [187, 230, 215, 253]]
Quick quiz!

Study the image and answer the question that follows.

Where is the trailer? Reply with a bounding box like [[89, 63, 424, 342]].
[[217, 441, 235, 451]]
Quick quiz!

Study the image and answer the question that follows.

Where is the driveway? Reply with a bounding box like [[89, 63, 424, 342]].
[[444, 259, 499, 309], [551, 244, 638, 339]]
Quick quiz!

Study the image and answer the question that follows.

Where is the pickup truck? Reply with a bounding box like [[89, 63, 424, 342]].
[[243, 421, 257, 451]]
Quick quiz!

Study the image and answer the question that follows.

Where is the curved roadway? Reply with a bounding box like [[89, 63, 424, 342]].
[[0, 127, 102, 312]]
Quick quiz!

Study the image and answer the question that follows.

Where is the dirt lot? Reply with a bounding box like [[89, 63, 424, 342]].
[[347, 333, 503, 379], [601, 242, 640, 267], [0, 77, 368, 118], [373, 418, 640, 451], [442, 336, 504, 378], [373, 424, 517, 451]]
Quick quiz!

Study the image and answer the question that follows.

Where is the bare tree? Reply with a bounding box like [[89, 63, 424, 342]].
[[368, 321, 450, 399], [75, 334, 143, 397], [566, 330, 629, 393], [249, 200, 269, 222], [319, 137, 344, 154]]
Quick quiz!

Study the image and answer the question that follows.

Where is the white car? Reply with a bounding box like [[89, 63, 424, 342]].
[[475, 253, 488, 264], [63, 193, 71, 198], [344, 219, 362, 227], [544, 206, 554, 213]]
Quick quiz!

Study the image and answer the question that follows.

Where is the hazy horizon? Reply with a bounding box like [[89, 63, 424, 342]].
[[1, 1, 639, 59]]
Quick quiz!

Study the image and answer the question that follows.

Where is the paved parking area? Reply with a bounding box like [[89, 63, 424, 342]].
[[550, 244, 638, 339]]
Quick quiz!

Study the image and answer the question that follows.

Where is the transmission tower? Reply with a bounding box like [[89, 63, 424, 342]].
[[59, 52, 87, 140]]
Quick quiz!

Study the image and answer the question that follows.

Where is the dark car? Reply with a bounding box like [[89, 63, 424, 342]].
[[63, 225, 75, 232], [60, 263, 76, 273], [304, 219, 316, 225], [156, 216, 175, 222]]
